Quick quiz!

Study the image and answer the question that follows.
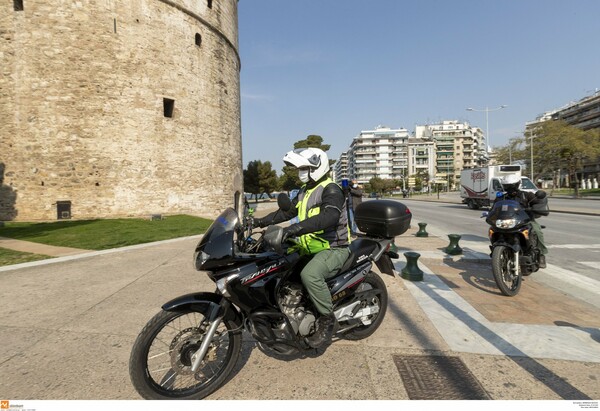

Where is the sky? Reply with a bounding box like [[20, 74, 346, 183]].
[[237, 0, 600, 173]]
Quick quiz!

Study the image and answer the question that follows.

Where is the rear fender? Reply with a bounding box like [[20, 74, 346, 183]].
[[375, 253, 395, 276], [162, 292, 243, 328]]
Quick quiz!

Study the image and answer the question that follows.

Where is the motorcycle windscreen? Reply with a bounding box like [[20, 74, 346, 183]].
[[485, 199, 526, 225], [194, 208, 238, 270]]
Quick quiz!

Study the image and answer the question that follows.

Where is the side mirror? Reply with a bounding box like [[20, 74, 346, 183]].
[[535, 190, 547, 199], [264, 225, 284, 254], [481, 211, 489, 218], [277, 193, 292, 212]]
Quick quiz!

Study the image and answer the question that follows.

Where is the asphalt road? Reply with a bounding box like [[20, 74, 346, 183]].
[[397, 198, 600, 308]]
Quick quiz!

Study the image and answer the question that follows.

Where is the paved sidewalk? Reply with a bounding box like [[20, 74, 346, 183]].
[[0, 222, 598, 401], [0, 236, 90, 257]]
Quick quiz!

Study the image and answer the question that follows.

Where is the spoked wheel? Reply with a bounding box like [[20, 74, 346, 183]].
[[129, 309, 242, 399], [491, 245, 522, 296], [339, 271, 388, 340]]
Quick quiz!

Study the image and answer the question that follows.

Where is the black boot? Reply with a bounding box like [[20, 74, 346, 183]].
[[306, 313, 337, 348], [539, 255, 547, 269]]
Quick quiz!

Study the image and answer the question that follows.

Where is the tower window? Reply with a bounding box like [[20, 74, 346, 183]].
[[163, 98, 175, 118], [14, 0, 24, 11], [207, 0, 213, 9], [195, 33, 202, 47]]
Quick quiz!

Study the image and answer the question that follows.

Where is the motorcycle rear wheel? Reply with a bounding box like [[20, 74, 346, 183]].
[[491, 245, 522, 296], [129, 309, 242, 399], [339, 271, 388, 340]]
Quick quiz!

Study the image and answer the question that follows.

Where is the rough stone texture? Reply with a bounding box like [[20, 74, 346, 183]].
[[0, 0, 242, 221]]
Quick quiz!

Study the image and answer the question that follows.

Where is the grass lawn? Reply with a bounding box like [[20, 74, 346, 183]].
[[0, 215, 213, 250], [0, 247, 53, 266]]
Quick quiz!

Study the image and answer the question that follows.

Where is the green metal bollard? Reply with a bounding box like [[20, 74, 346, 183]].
[[416, 222, 429, 237], [401, 252, 424, 281], [444, 234, 463, 255]]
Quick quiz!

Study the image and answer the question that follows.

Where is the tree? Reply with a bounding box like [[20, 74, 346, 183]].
[[279, 166, 301, 192], [494, 140, 527, 165], [243, 160, 278, 200], [369, 177, 385, 194], [527, 121, 600, 197], [293, 135, 331, 152]]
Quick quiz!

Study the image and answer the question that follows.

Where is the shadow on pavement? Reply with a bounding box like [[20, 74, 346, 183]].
[[555, 321, 600, 344], [442, 259, 501, 296], [418, 282, 592, 400]]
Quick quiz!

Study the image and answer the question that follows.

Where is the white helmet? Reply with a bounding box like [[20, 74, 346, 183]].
[[283, 147, 330, 182], [501, 175, 521, 193]]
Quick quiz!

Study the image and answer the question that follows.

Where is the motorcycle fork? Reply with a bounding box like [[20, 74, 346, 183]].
[[190, 300, 228, 373], [512, 251, 519, 277], [493, 233, 521, 277]]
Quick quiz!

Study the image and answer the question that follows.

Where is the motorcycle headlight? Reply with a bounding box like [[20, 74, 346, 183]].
[[194, 250, 210, 270], [496, 218, 517, 229]]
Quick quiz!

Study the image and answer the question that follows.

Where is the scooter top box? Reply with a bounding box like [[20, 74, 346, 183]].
[[354, 199, 412, 238]]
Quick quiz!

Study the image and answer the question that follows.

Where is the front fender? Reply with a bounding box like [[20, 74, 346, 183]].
[[490, 240, 522, 253], [162, 292, 243, 328]]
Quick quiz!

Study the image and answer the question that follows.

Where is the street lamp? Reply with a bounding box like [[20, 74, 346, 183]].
[[466, 105, 508, 155], [527, 134, 537, 180]]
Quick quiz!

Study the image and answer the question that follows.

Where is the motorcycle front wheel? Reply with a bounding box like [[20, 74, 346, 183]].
[[129, 309, 242, 400], [339, 271, 388, 340], [491, 245, 522, 296]]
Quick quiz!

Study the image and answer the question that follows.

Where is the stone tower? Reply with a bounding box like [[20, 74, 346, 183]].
[[0, 0, 243, 221]]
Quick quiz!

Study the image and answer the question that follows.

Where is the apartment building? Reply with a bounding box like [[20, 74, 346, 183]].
[[415, 121, 485, 189], [333, 151, 349, 183], [347, 126, 410, 184], [407, 139, 436, 181], [334, 121, 485, 190]]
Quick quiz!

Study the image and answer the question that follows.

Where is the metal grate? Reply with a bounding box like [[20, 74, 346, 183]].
[[393, 354, 490, 400]]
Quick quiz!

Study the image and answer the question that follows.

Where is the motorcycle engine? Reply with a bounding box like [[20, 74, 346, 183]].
[[279, 284, 316, 337]]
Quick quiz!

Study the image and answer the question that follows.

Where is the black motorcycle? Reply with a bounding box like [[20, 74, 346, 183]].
[[129, 194, 411, 399], [484, 191, 548, 296]]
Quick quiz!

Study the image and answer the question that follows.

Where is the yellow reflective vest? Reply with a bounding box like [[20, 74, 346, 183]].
[[296, 178, 350, 254]]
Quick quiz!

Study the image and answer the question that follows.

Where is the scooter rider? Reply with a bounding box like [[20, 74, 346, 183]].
[[253, 147, 351, 348], [496, 175, 548, 268]]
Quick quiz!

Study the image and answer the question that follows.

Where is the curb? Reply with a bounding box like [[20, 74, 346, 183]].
[[0, 234, 203, 273]]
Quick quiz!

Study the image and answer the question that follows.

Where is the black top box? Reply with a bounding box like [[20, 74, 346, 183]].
[[354, 199, 412, 238]]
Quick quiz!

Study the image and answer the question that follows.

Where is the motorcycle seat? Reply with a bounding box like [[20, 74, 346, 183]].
[[337, 238, 379, 274]]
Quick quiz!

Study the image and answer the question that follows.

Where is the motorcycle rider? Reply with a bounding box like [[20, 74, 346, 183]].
[[496, 175, 548, 268], [253, 147, 350, 348]]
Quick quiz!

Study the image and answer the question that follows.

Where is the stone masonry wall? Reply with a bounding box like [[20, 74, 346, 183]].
[[0, 0, 242, 221]]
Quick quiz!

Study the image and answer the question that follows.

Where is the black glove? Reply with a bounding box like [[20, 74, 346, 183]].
[[253, 217, 266, 228], [282, 224, 302, 242]]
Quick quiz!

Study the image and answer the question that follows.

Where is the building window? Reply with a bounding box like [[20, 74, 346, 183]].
[[163, 98, 175, 118], [195, 33, 202, 47], [207, 0, 213, 8], [14, 0, 24, 11]]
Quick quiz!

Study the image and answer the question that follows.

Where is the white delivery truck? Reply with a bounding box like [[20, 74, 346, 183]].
[[460, 165, 538, 209]]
